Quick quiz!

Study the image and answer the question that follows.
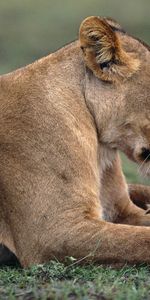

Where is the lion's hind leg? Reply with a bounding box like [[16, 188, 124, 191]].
[[61, 218, 150, 265]]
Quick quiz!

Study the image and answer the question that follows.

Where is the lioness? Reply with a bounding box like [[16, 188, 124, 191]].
[[0, 16, 150, 267]]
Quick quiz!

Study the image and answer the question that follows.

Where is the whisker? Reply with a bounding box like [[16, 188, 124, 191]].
[[141, 162, 150, 179], [145, 163, 150, 177]]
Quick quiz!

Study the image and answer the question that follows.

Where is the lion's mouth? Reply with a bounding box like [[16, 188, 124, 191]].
[[139, 147, 150, 163]]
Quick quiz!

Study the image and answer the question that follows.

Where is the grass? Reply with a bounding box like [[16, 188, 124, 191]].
[[122, 154, 149, 185], [0, 157, 149, 300], [0, 261, 150, 299]]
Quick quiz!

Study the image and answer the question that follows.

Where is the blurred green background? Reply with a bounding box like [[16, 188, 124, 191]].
[[0, 0, 149, 185]]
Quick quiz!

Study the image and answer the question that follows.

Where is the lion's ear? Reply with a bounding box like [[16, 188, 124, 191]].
[[79, 16, 140, 82]]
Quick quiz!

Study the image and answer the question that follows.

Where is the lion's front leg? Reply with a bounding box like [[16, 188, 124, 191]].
[[128, 184, 150, 210], [100, 151, 150, 226]]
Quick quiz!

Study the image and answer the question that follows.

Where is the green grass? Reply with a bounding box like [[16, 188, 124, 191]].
[[122, 154, 149, 185], [0, 261, 150, 299]]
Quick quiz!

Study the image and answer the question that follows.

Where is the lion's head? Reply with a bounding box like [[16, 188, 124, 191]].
[[79, 16, 150, 175]]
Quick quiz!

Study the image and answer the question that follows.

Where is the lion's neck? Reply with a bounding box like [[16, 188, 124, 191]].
[[84, 69, 127, 149]]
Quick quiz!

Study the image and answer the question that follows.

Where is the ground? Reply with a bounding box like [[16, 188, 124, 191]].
[[0, 155, 149, 299], [1, 261, 150, 299]]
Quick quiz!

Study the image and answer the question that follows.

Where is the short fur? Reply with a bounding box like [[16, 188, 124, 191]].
[[0, 16, 150, 266]]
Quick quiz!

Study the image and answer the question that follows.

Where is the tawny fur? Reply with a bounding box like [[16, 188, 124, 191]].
[[79, 16, 140, 82], [0, 16, 150, 267]]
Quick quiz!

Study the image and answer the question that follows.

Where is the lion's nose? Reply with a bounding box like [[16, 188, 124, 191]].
[[140, 148, 150, 161]]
